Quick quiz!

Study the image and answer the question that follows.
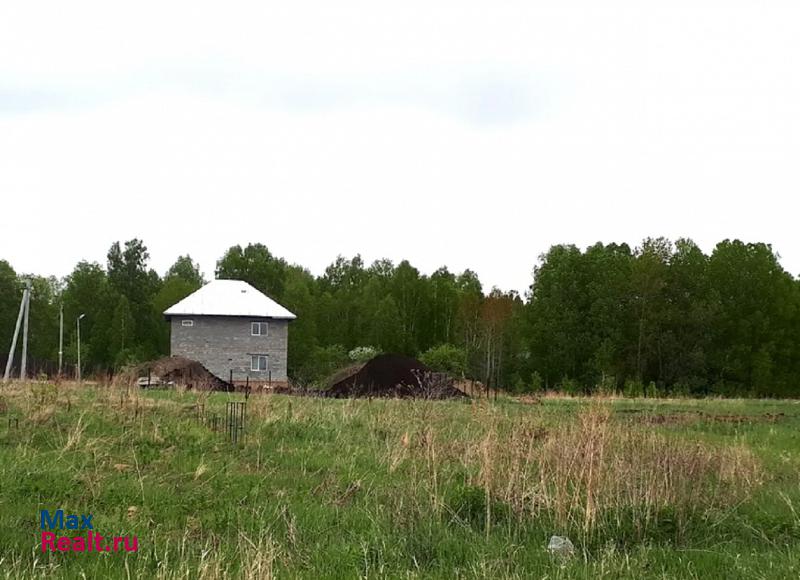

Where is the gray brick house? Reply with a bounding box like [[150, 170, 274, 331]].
[[163, 279, 296, 385]]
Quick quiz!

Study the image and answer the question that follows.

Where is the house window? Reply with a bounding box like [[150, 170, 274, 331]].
[[250, 355, 268, 372], [251, 321, 269, 336], [181, 320, 194, 327]]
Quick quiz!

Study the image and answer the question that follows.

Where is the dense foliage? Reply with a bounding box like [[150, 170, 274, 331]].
[[2, 237, 799, 396]]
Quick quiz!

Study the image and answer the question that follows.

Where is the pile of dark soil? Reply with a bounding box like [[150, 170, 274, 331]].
[[137, 357, 234, 392], [326, 354, 466, 399], [323, 363, 365, 389]]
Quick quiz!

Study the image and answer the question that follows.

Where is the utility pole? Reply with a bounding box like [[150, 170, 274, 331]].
[[3, 284, 29, 382], [58, 303, 64, 377], [77, 314, 85, 382], [20, 280, 31, 381]]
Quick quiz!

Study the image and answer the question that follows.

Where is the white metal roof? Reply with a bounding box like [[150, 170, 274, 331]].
[[163, 279, 296, 319]]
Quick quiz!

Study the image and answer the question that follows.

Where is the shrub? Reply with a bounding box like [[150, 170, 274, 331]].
[[348, 346, 378, 363], [510, 374, 526, 393], [623, 379, 644, 398], [559, 377, 582, 395], [419, 344, 468, 376], [596, 374, 617, 395], [298, 344, 349, 385]]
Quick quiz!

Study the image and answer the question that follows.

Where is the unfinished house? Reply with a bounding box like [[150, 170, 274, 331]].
[[163, 279, 296, 386]]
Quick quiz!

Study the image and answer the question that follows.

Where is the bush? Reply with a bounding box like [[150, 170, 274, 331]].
[[671, 381, 691, 397], [623, 379, 644, 398], [530, 371, 543, 392], [510, 374, 526, 393], [297, 344, 349, 385], [559, 377, 582, 395], [596, 374, 617, 395], [348, 346, 378, 363], [419, 344, 468, 376]]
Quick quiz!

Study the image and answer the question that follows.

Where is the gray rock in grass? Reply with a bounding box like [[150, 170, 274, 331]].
[[547, 535, 575, 559]]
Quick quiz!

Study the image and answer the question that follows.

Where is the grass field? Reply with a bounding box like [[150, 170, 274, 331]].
[[1, 383, 799, 579]]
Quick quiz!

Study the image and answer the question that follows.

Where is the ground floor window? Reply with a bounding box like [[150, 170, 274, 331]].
[[250, 355, 268, 372]]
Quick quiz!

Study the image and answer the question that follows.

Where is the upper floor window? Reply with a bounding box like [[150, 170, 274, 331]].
[[251, 321, 269, 336], [181, 320, 194, 327]]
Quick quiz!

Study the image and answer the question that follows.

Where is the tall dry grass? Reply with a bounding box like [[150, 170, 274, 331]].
[[461, 406, 762, 540]]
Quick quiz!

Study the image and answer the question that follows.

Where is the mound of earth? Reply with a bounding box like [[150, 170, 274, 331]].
[[323, 363, 365, 389], [137, 356, 234, 391], [326, 354, 466, 399]]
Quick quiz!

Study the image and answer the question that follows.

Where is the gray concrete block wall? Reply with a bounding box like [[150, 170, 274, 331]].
[[169, 316, 289, 383]]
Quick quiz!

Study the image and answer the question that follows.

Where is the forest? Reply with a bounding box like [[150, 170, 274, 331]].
[[2, 237, 799, 397]]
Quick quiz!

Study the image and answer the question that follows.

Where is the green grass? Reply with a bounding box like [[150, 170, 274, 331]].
[[1, 383, 799, 579]]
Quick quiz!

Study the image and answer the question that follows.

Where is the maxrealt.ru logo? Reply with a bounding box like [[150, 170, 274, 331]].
[[40, 510, 138, 553]]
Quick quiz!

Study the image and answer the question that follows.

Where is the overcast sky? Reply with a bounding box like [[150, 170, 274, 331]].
[[1, 1, 799, 294]]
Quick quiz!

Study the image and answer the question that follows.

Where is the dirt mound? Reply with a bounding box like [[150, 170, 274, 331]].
[[326, 354, 466, 399], [323, 363, 365, 389], [136, 357, 234, 391]]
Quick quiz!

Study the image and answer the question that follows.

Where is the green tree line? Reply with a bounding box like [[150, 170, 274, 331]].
[[2, 237, 799, 397]]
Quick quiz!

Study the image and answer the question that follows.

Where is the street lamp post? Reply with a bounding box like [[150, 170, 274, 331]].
[[58, 304, 63, 378], [77, 314, 85, 382]]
